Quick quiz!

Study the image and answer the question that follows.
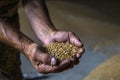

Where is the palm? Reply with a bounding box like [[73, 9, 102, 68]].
[[43, 31, 84, 59]]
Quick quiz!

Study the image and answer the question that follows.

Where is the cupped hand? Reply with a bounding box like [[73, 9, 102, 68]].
[[42, 31, 84, 59], [27, 31, 84, 74], [26, 43, 76, 74]]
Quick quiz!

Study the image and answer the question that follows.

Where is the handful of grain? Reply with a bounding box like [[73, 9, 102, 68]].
[[45, 42, 79, 61]]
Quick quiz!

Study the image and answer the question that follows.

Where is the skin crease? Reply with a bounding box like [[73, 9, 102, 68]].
[[0, 0, 84, 74]]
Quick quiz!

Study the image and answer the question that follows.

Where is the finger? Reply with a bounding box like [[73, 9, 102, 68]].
[[37, 64, 54, 74], [74, 59, 80, 65], [68, 32, 83, 47], [54, 59, 74, 72], [37, 59, 73, 73], [33, 50, 58, 65], [71, 56, 80, 65], [54, 31, 69, 42], [76, 48, 85, 58]]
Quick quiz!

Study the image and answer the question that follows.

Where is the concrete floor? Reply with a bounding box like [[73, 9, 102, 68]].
[[19, 0, 120, 80]]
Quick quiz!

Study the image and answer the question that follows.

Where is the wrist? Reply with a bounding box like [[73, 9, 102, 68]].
[[33, 25, 57, 44]]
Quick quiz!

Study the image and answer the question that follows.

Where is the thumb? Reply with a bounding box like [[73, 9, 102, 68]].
[[34, 51, 58, 66]]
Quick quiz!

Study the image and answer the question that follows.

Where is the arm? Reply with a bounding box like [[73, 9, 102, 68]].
[[22, 0, 84, 56], [0, 18, 76, 74], [0, 19, 33, 55], [22, 0, 84, 73], [22, 0, 56, 44]]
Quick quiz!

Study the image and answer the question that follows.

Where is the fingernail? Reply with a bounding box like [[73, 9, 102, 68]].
[[51, 57, 57, 66]]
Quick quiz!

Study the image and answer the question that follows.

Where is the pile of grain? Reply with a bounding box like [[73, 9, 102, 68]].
[[45, 42, 79, 60], [83, 54, 120, 80]]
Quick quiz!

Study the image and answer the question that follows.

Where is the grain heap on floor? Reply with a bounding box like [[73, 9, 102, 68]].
[[83, 54, 120, 80], [45, 42, 79, 61]]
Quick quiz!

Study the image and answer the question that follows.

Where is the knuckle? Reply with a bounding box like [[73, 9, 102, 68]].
[[49, 66, 58, 73], [69, 31, 75, 35], [37, 67, 47, 74], [68, 31, 72, 35]]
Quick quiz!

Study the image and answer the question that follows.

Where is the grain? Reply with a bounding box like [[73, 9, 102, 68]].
[[45, 42, 79, 60]]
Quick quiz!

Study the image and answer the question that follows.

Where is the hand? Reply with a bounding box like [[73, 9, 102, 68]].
[[26, 30, 84, 74], [26, 43, 76, 74], [42, 30, 84, 59], [40, 30, 84, 65]]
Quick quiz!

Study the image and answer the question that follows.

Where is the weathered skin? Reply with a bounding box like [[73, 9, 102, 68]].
[[0, 0, 84, 76], [22, 0, 84, 73]]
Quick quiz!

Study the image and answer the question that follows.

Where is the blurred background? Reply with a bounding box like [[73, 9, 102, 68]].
[[19, 0, 120, 80]]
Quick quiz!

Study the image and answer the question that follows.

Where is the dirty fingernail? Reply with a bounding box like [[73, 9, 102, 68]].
[[51, 57, 57, 66]]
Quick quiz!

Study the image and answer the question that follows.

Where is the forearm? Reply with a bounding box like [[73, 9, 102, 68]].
[[22, 0, 56, 43], [0, 19, 33, 55]]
